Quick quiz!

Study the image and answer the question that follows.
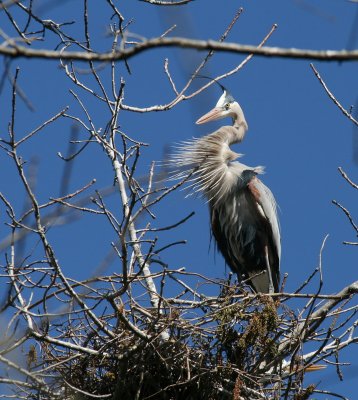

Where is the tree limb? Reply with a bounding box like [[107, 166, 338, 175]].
[[1, 37, 358, 62]]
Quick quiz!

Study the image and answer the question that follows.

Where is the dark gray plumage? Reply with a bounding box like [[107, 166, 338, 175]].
[[171, 87, 280, 293], [210, 169, 280, 293]]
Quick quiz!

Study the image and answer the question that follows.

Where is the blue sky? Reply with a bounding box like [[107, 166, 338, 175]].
[[0, 0, 357, 397]]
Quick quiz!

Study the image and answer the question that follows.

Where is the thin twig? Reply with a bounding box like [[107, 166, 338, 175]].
[[310, 63, 358, 126]]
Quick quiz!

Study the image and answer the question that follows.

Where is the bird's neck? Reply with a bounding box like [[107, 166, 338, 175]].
[[231, 117, 248, 144], [170, 112, 248, 202]]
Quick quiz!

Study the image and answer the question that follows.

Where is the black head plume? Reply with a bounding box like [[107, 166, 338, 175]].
[[194, 75, 235, 103]]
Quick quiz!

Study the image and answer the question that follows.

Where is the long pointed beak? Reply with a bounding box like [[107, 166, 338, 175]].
[[196, 107, 224, 125], [282, 363, 327, 373], [304, 364, 327, 372]]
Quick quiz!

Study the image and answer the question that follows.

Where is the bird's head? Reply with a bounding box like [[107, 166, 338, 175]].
[[196, 87, 244, 126]]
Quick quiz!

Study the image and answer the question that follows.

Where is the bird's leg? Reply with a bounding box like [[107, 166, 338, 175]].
[[264, 245, 274, 294]]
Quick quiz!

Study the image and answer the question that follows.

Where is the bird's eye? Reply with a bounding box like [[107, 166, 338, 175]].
[[225, 103, 230, 110]]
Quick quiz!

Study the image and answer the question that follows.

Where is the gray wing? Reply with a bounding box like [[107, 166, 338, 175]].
[[254, 179, 281, 262], [210, 172, 281, 293], [250, 178, 281, 291]]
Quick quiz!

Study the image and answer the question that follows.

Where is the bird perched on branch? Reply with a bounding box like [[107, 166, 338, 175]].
[[171, 82, 280, 293]]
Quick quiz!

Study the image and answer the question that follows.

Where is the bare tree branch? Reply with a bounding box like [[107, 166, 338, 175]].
[[311, 63, 358, 126], [0, 36, 358, 62]]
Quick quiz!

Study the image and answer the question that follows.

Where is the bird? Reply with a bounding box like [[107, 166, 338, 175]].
[[170, 83, 281, 293]]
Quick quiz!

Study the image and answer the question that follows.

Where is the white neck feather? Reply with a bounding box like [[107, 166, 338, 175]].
[[169, 101, 249, 202], [170, 126, 248, 203]]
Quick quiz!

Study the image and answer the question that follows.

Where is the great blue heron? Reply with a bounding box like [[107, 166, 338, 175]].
[[172, 85, 281, 293]]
